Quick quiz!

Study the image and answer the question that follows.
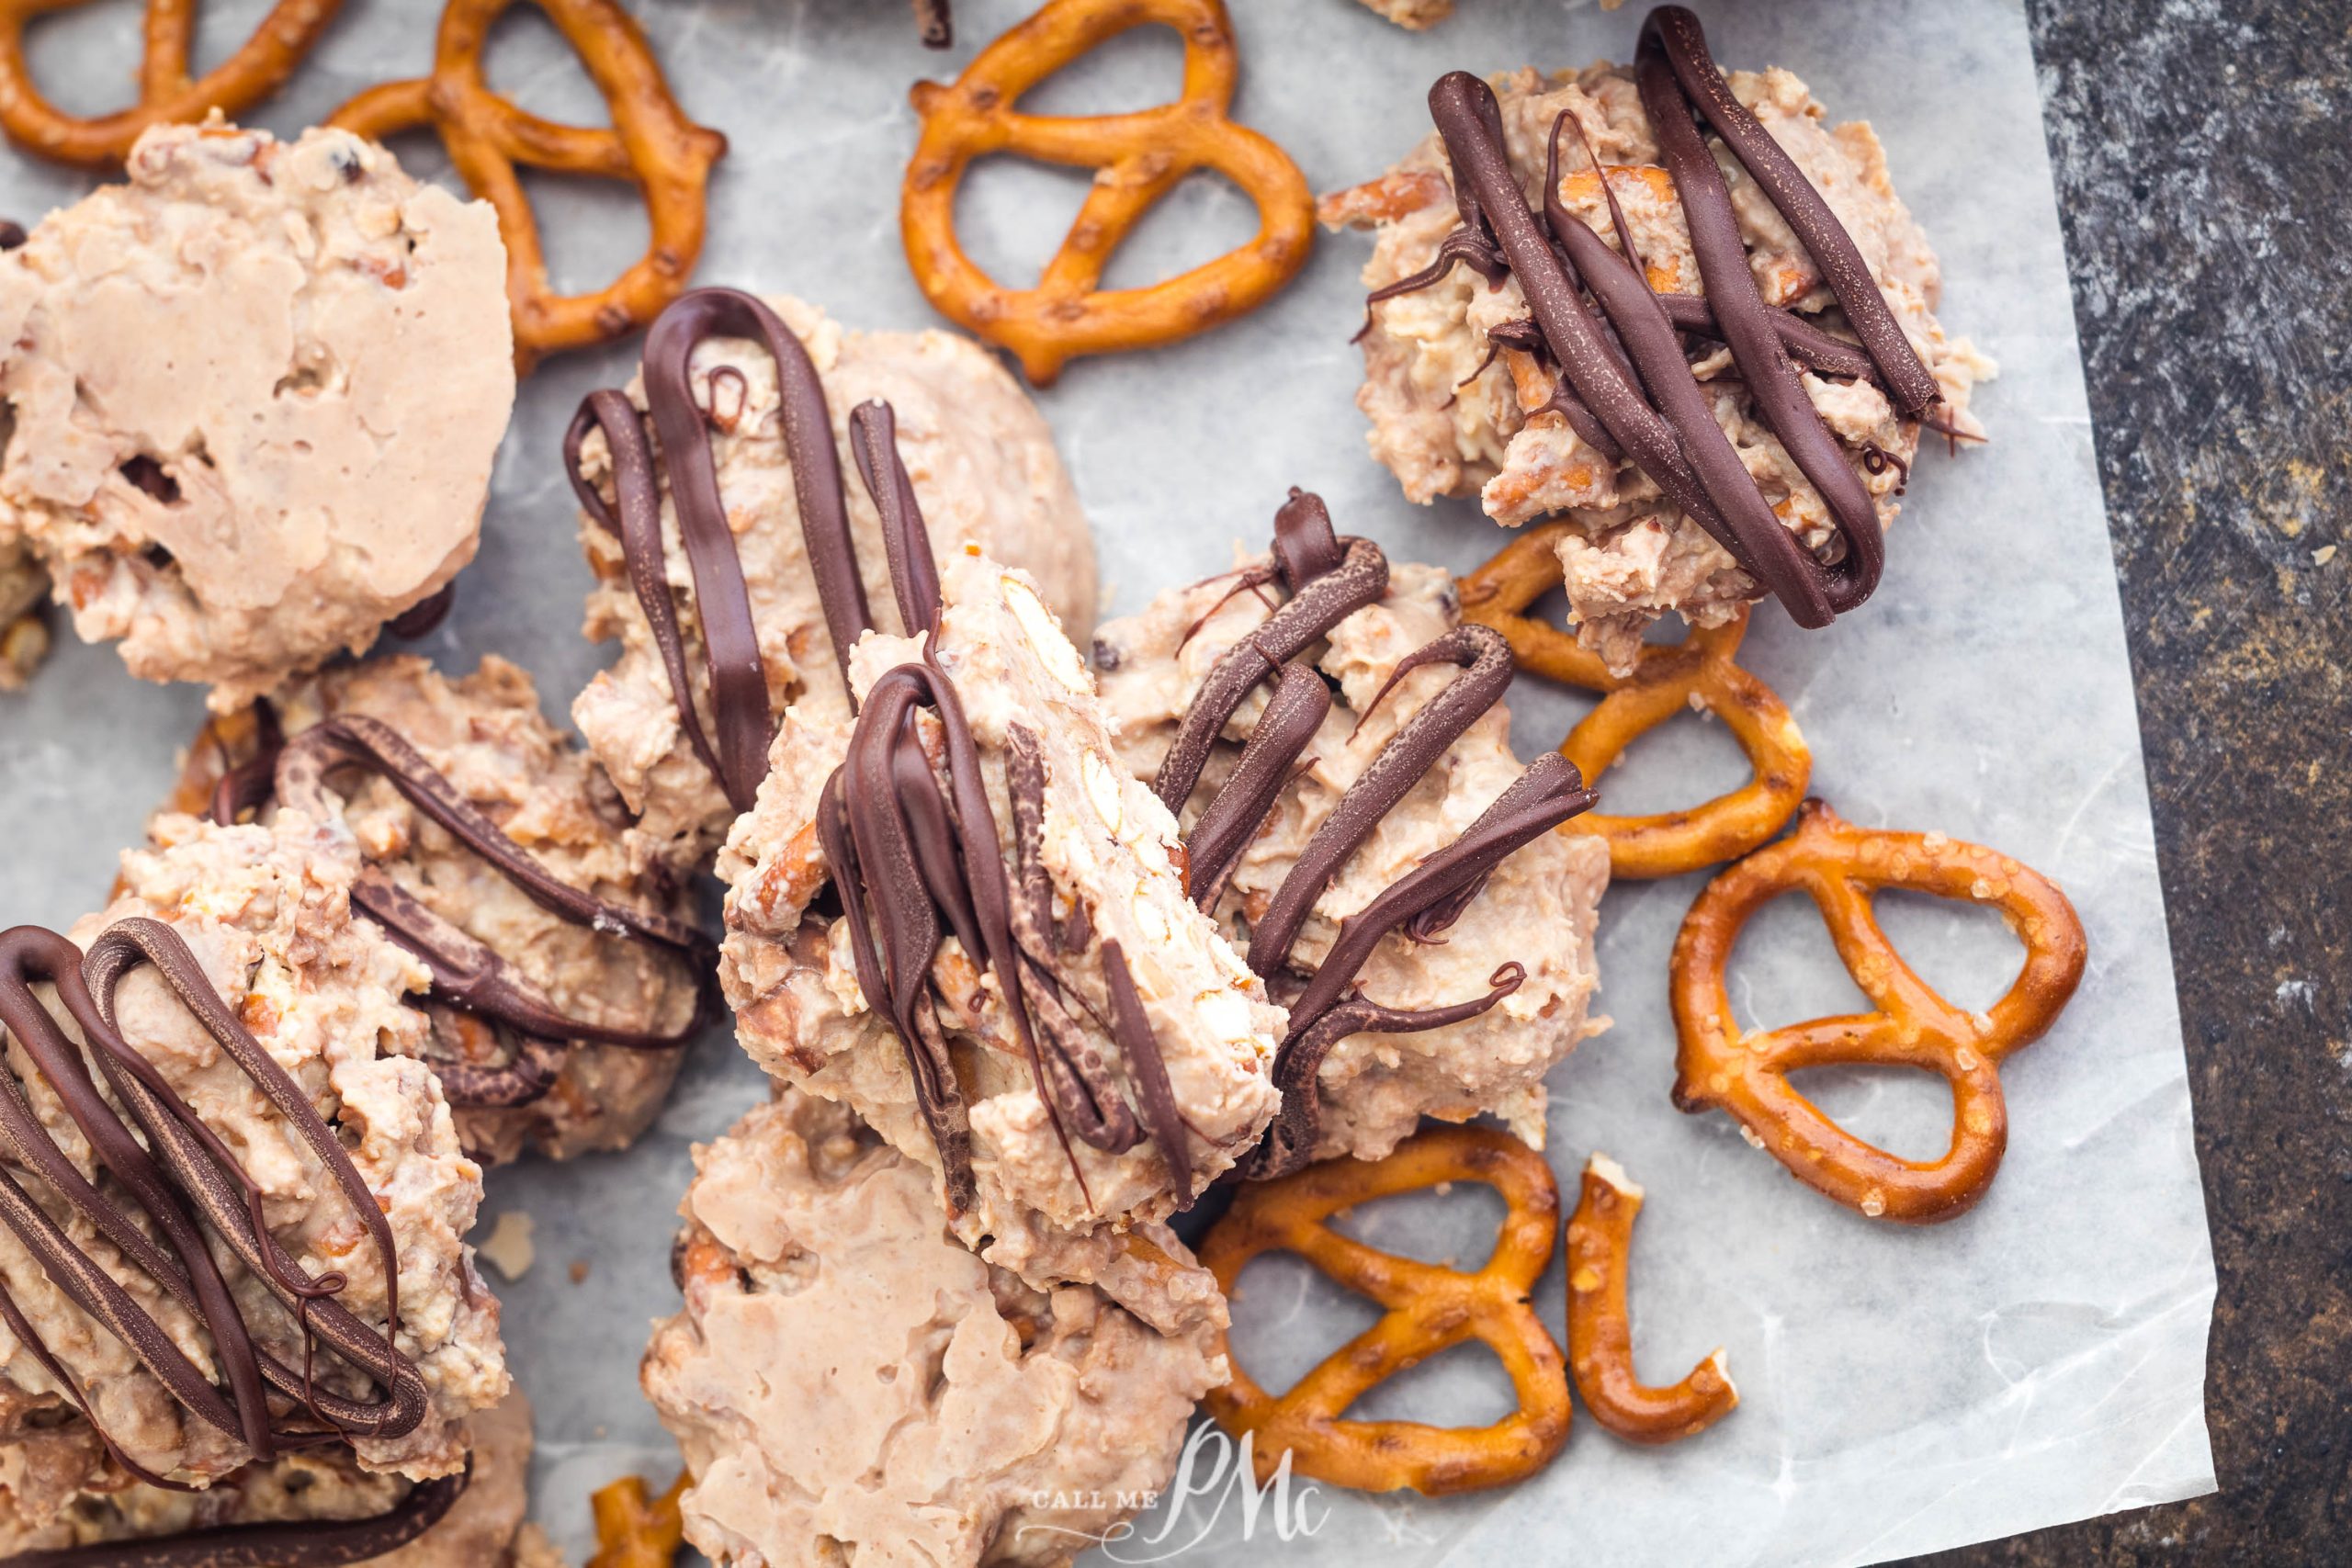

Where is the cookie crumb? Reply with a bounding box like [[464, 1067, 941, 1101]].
[[571, 1258, 591, 1285], [480, 1211, 537, 1282]]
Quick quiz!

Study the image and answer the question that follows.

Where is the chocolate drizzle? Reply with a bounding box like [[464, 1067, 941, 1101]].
[[214, 714, 718, 1108], [1152, 491, 1388, 814], [1159, 493, 1598, 1179], [804, 401, 1197, 1213], [565, 288, 869, 815], [914, 0, 952, 49], [0, 1461, 470, 1567], [1372, 6, 1939, 627], [0, 921, 427, 1494]]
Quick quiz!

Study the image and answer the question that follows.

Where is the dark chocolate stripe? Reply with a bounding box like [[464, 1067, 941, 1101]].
[[643, 289, 865, 806], [0, 1461, 469, 1568], [1242, 963, 1526, 1181], [1151, 532, 1387, 813], [1248, 624, 1515, 975], [1644, 6, 1938, 414], [848, 400, 942, 637], [1183, 662, 1329, 912], [1632, 28, 1883, 614], [273, 716, 719, 1057], [1537, 108, 1852, 623], [0, 922, 426, 1491], [385, 581, 456, 640], [1102, 940, 1192, 1210], [1158, 498, 1598, 1180], [1651, 291, 1879, 382], [564, 390, 727, 788], [568, 288, 872, 813], [1281, 753, 1595, 1033], [1009, 725, 1142, 1156]]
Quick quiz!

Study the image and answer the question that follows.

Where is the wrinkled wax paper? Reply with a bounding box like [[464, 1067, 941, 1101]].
[[0, 1, 2214, 1563]]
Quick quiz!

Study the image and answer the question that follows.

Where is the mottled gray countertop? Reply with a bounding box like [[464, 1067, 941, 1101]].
[[1910, 2, 2351, 1564]]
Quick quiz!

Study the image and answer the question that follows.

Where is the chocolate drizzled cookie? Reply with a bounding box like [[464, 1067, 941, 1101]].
[[0, 922, 468, 1566], [566, 288, 866, 817], [1142, 492, 1597, 1178], [1375, 5, 1939, 628], [807, 401, 1194, 1215], [211, 712, 717, 1111]]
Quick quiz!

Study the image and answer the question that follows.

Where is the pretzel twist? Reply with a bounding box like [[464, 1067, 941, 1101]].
[[0, 0, 341, 165], [1200, 1125, 1571, 1495], [589, 1471, 688, 1568], [1566, 1154, 1736, 1445], [901, 0, 1315, 384], [328, 0, 725, 372], [1460, 522, 1809, 878], [1670, 799, 2088, 1223]]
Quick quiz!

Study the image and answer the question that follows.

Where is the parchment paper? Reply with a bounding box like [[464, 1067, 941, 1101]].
[[0, 2, 2216, 1564]]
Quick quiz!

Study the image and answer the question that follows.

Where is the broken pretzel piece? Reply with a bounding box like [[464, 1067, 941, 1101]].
[[329, 0, 726, 372], [1670, 800, 2088, 1223], [1201, 1124, 1570, 1495], [901, 0, 1314, 384], [588, 1471, 687, 1568], [1566, 1154, 1736, 1445], [1460, 521, 1809, 879]]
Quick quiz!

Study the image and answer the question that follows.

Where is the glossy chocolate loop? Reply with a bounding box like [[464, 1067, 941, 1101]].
[[565, 389, 728, 786], [0, 921, 428, 1495]]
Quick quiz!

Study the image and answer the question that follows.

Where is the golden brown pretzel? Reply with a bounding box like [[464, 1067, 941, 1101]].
[[1200, 1125, 1571, 1495], [1566, 1154, 1736, 1444], [901, 0, 1315, 385], [1459, 521, 1810, 879], [0, 0, 341, 165], [1670, 799, 2088, 1223], [588, 1471, 687, 1568], [328, 0, 726, 372]]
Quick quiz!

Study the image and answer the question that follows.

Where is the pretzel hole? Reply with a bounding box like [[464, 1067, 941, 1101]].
[[1871, 888, 2030, 1017], [1780, 1066, 1959, 1162], [1226, 1253, 1384, 1390], [1328, 1182, 1503, 1272], [1012, 22, 1187, 118], [1585, 701, 1757, 818], [18, 1, 237, 117], [1721, 890, 1871, 1032], [483, 5, 614, 124], [1093, 170, 1261, 294], [953, 156, 1100, 288], [518, 164, 654, 298], [1343, 1338, 1523, 1427]]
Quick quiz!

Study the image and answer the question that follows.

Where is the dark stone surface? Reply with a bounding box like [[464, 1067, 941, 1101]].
[[1903, 2, 2352, 1563]]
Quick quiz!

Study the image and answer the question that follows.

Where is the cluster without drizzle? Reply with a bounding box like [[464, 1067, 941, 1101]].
[[0, 922, 467, 1567], [1137, 493, 1597, 1177]]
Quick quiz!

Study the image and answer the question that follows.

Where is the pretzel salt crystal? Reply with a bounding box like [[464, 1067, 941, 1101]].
[[0, 0, 340, 165], [1670, 800, 2087, 1223], [901, 0, 1315, 384], [1566, 1154, 1736, 1445], [1200, 1125, 1570, 1494], [1459, 521, 1810, 878], [328, 0, 726, 372]]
